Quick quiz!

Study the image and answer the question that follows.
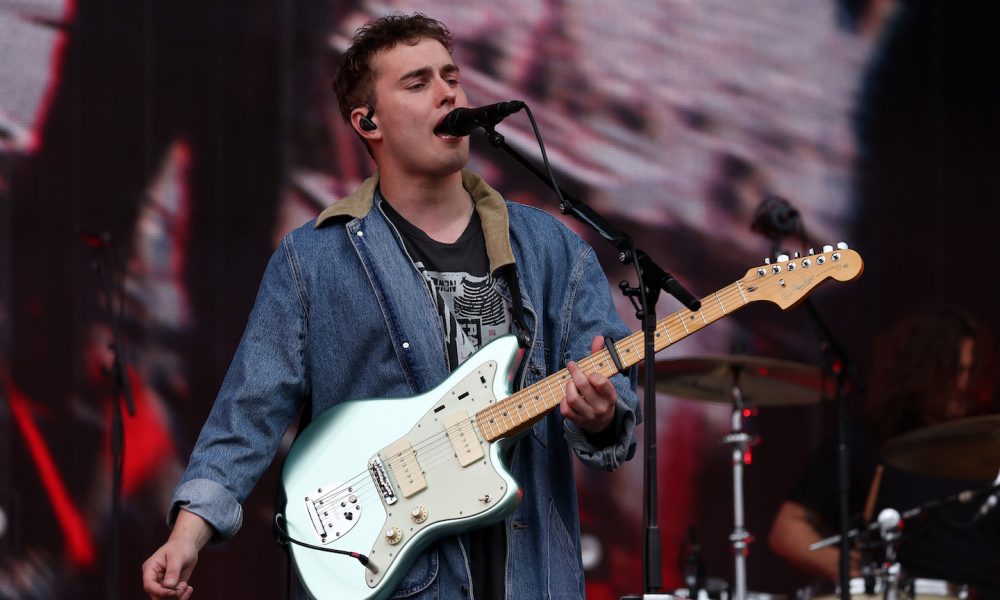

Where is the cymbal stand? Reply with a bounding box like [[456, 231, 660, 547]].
[[723, 367, 754, 600]]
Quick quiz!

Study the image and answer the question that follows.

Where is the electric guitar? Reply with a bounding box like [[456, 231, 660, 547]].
[[277, 245, 864, 599]]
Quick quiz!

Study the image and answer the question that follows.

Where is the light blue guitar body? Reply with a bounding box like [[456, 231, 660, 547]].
[[279, 335, 523, 600]]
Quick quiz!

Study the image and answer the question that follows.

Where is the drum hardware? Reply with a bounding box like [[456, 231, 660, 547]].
[[809, 471, 1000, 554], [798, 577, 973, 600], [644, 355, 829, 408], [806, 475, 1000, 600], [880, 415, 1000, 481], [645, 354, 827, 600], [802, 507, 974, 599]]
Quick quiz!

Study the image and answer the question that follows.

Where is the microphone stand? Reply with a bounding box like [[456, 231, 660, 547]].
[[753, 198, 858, 600], [803, 296, 857, 600], [84, 233, 137, 600], [481, 124, 699, 599]]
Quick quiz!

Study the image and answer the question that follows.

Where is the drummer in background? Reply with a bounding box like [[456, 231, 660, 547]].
[[768, 308, 1000, 593]]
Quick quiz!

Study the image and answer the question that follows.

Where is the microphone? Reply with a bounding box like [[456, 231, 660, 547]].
[[434, 101, 525, 137], [876, 508, 902, 541]]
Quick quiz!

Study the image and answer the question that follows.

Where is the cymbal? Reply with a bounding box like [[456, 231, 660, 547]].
[[640, 355, 829, 406], [881, 415, 1000, 480]]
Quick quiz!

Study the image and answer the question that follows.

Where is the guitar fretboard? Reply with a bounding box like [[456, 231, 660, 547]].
[[474, 278, 755, 441]]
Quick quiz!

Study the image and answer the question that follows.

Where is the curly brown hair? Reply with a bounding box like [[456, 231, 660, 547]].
[[864, 307, 997, 442], [331, 13, 454, 122]]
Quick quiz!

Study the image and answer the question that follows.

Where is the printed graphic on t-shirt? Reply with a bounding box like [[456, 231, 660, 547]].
[[415, 264, 511, 367]]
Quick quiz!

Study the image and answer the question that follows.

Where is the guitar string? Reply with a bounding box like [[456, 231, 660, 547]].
[[301, 273, 768, 508], [327, 250, 853, 504], [307, 274, 770, 507], [291, 257, 848, 528]]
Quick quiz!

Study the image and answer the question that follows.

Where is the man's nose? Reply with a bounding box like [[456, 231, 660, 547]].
[[436, 79, 457, 105]]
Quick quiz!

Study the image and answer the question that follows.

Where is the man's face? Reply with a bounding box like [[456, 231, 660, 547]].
[[943, 337, 976, 419], [366, 37, 469, 179]]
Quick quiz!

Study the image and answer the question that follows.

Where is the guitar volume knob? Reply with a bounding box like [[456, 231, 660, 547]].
[[385, 526, 403, 545], [411, 506, 428, 524]]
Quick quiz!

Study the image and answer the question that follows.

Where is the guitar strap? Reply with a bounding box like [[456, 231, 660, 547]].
[[499, 263, 532, 350]]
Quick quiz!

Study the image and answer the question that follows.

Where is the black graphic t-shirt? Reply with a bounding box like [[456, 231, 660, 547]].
[[381, 197, 510, 599], [381, 199, 511, 371]]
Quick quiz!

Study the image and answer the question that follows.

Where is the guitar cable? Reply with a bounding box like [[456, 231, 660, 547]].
[[273, 512, 381, 574]]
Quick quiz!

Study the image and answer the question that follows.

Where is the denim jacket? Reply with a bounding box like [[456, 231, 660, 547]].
[[169, 170, 639, 599]]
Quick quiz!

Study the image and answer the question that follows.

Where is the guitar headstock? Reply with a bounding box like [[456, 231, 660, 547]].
[[742, 243, 864, 310]]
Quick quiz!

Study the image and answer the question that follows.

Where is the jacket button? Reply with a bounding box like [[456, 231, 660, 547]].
[[402, 342, 410, 349], [356, 230, 364, 237]]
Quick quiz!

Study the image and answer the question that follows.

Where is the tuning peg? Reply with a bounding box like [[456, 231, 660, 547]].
[[822, 245, 833, 253], [836, 242, 848, 250], [808, 248, 815, 255], [793, 251, 801, 258], [764, 257, 771, 265], [777, 254, 789, 262]]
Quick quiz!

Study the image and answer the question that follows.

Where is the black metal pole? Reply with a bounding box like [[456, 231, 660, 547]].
[[87, 235, 135, 600]]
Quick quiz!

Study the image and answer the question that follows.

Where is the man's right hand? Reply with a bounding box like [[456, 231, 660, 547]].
[[142, 510, 214, 599]]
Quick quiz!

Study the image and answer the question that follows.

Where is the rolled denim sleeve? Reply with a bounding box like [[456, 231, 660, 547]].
[[563, 393, 637, 471], [167, 478, 242, 539], [167, 235, 309, 539], [559, 244, 641, 471]]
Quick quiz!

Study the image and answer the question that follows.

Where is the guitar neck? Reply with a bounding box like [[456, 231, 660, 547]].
[[476, 279, 751, 442]]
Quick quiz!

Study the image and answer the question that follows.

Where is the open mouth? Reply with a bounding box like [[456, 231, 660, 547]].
[[433, 114, 458, 139]]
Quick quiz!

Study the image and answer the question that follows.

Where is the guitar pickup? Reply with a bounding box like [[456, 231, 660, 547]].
[[443, 411, 484, 467], [382, 439, 427, 498]]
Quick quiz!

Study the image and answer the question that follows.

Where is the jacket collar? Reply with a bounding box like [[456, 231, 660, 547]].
[[315, 169, 515, 273]]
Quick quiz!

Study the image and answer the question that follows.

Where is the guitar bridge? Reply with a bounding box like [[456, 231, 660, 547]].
[[303, 484, 362, 544], [368, 455, 398, 506]]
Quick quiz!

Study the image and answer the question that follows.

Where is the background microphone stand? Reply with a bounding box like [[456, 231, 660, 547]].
[[750, 198, 859, 600], [479, 115, 699, 599], [80, 231, 136, 600]]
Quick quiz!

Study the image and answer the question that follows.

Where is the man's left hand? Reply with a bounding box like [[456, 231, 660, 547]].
[[560, 336, 618, 433]]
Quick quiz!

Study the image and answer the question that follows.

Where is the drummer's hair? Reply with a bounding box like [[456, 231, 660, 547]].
[[865, 307, 996, 442]]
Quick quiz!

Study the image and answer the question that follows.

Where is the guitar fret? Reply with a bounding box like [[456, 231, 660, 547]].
[[498, 399, 514, 432], [489, 405, 503, 436], [528, 388, 542, 417], [734, 281, 748, 304], [627, 335, 640, 365], [699, 309, 708, 325], [678, 312, 690, 334], [542, 375, 559, 411], [508, 396, 523, 427], [602, 347, 616, 377], [715, 292, 727, 314], [518, 394, 529, 422], [477, 412, 491, 440], [483, 407, 498, 438]]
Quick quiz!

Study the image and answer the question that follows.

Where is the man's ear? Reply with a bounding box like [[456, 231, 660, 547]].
[[351, 104, 380, 139]]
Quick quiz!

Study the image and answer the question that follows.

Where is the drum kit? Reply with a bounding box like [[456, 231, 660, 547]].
[[641, 354, 1000, 600]]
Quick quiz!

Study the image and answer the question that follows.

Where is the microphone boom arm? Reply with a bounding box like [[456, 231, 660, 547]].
[[481, 122, 700, 311]]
